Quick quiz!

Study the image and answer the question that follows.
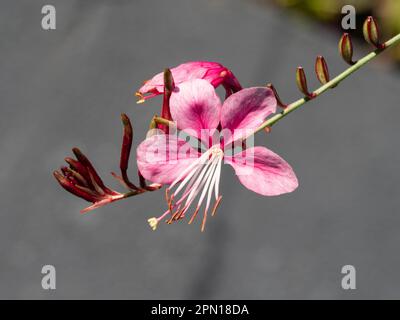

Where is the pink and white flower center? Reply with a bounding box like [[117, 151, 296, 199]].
[[148, 145, 223, 231]]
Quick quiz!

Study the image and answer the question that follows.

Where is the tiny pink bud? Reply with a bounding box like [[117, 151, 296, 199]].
[[315, 56, 330, 85], [363, 16, 384, 49], [296, 67, 315, 98], [338, 33, 355, 65]]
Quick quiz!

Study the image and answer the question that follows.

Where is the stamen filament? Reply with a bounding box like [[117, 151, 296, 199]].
[[186, 157, 218, 208], [213, 156, 222, 200], [152, 146, 224, 231], [168, 150, 210, 190], [196, 155, 220, 208]]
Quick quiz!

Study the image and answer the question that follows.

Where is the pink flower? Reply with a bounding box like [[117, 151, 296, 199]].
[[136, 61, 242, 103], [137, 79, 298, 231]]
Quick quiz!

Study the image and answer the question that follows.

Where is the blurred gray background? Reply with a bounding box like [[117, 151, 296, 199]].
[[1, 0, 400, 299]]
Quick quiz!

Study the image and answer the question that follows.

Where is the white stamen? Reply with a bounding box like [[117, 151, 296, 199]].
[[169, 149, 211, 190], [213, 156, 222, 200], [154, 145, 224, 229], [206, 156, 223, 211], [173, 162, 201, 196], [171, 161, 212, 211], [184, 157, 219, 211], [196, 157, 219, 209]]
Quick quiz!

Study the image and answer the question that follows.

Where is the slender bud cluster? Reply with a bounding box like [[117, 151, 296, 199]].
[[54, 114, 161, 213], [267, 15, 388, 114], [54, 148, 124, 213]]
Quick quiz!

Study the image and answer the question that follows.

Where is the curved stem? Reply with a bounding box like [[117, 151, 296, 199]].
[[253, 32, 400, 135]]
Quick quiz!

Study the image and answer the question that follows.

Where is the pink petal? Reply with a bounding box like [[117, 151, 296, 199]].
[[220, 87, 276, 142], [137, 134, 200, 184], [225, 146, 298, 196], [137, 61, 228, 99], [169, 79, 222, 142]]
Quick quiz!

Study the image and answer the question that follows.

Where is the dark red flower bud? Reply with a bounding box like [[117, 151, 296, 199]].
[[72, 147, 118, 195], [363, 16, 384, 49], [53, 171, 98, 202], [338, 33, 355, 65], [315, 56, 330, 85], [64, 157, 92, 187], [296, 67, 315, 98], [62, 166, 88, 187], [118, 114, 139, 190], [54, 114, 163, 214], [120, 114, 132, 173]]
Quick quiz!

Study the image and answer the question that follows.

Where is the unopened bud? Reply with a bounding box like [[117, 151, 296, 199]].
[[65, 157, 93, 189], [163, 68, 175, 93], [53, 171, 97, 202], [338, 33, 355, 65], [120, 113, 133, 172], [72, 147, 117, 196], [315, 56, 330, 85], [296, 67, 314, 98], [62, 166, 87, 187], [118, 113, 140, 191], [363, 16, 384, 49]]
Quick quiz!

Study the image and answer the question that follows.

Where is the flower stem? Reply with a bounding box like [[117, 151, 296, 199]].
[[121, 183, 162, 199], [254, 32, 400, 135], [122, 190, 141, 198]]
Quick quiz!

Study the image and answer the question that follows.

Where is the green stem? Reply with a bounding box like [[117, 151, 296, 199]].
[[253, 32, 400, 135]]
